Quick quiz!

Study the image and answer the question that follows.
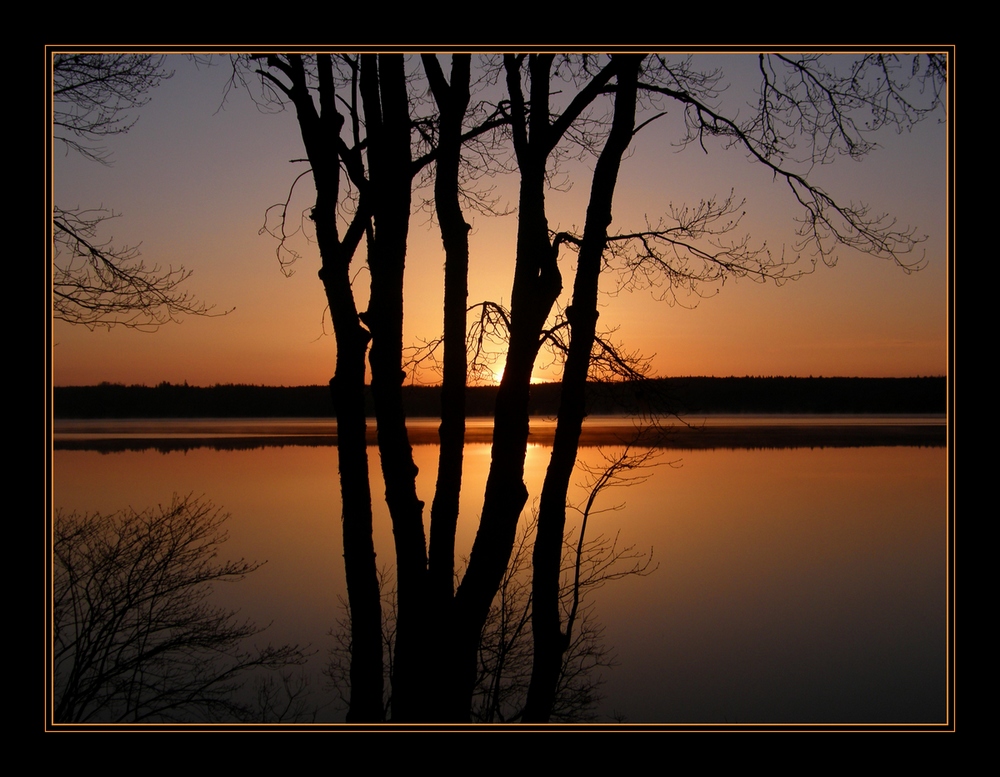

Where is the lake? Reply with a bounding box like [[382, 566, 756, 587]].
[[52, 416, 949, 725]]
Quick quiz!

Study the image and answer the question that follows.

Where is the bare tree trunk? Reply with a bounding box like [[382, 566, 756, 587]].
[[524, 55, 641, 723], [424, 53, 471, 611], [421, 54, 473, 721], [449, 56, 553, 716], [450, 54, 619, 718], [453, 160, 557, 633], [321, 253, 383, 723], [359, 55, 429, 721], [269, 54, 385, 722]]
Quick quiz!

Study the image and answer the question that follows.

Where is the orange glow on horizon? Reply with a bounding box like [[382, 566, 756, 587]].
[[50, 55, 949, 388]]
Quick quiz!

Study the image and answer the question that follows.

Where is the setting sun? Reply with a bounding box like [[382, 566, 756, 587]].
[[49, 51, 951, 730]]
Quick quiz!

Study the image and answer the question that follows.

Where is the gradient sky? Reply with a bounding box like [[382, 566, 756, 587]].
[[51, 53, 949, 387]]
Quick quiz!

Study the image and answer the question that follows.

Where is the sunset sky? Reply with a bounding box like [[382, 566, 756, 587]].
[[51, 53, 949, 387]]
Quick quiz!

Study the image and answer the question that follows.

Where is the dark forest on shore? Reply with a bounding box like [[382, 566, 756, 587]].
[[55, 376, 946, 419]]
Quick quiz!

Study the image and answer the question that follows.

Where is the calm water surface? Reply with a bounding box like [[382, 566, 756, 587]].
[[52, 417, 948, 723]]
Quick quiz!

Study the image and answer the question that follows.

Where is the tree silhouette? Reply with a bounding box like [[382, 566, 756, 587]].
[[237, 52, 945, 722], [52, 53, 220, 330], [53, 495, 307, 723], [327, 482, 656, 723]]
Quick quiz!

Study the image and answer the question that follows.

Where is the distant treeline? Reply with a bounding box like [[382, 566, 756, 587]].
[[54, 377, 946, 419]]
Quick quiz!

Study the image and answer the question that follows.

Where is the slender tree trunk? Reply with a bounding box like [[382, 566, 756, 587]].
[[359, 54, 429, 721], [320, 249, 383, 723], [269, 53, 385, 722], [522, 55, 641, 723], [451, 55, 563, 716], [424, 53, 470, 611], [421, 54, 473, 721], [445, 54, 620, 719]]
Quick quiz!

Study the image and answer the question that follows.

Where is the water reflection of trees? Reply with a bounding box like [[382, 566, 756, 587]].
[[327, 446, 658, 723], [53, 495, 308, 723]]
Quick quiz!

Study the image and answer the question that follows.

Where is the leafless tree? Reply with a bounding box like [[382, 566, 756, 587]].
[[523, 53, 946, 720], [51, 52, 221, 330], [326, 502, 654, 724], [241, 51, 945, 724], [52, 495, 307, 723]]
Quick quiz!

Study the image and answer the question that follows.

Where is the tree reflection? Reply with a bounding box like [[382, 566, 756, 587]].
[[327, 447, 657, 723], [53, 494, 308, 723]]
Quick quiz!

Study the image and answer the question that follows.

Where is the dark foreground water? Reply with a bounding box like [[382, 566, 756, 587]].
[[52, 417, 948, 724]]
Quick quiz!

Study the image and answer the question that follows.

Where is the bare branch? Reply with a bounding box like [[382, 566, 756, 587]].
[[52, 54, 223, 329], [324, 566, 395, 721], [53, 53, 172, 164], [565, 444, 662, 640], [638, 53, 945, 268], [598, 191, 810, 305], [53, 495, 308, 723], [540, 306, 654, 385], [257, 168, 316, 277], [53, 207, 225, 331]]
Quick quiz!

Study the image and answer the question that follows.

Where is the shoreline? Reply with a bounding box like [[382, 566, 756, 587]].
[[53, 415, 947, 452]]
